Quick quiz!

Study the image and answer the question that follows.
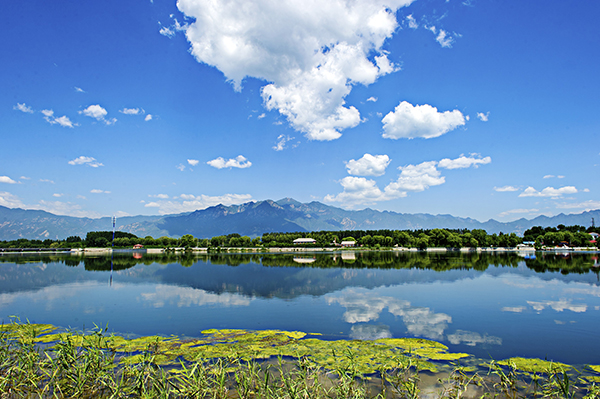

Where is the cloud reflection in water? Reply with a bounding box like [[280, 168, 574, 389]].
[[327, 290, 451, 340], [140, 284, 252, 308]]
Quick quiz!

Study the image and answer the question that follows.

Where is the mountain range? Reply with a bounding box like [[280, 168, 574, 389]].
[[0, 198, 598, 241]]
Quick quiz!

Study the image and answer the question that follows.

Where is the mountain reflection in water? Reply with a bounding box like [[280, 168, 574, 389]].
[[0, 251, 599, 365]]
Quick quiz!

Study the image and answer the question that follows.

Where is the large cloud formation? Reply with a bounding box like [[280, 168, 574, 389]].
[[325, 154, 491, 207], [177, 0, 415, 140]]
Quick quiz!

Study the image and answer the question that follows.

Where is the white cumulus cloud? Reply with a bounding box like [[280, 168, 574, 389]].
[[68, 156, 103, 168], [207, 155, 252, 169], [187, 159, 199, 166], [80, 104, 107, 120], [177, 0, 414, 141], [519, 186, 578, 198], [382, 101, 466, 139], [80, 104, 115, 125], [324, 176, 387, 206], [0, 176, 17, 184], [386, 161, 445, 194], [346, 154, 390, 177], [145, 114, 153, 121], [326, 154, 490, 208]]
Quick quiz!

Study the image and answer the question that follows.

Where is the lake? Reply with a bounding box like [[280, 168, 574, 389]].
[[1, 250, 599, 367]]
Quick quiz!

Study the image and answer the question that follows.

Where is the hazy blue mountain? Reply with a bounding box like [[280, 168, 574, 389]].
[[0, 206, 167, 240], [0, 201, 598, 241]]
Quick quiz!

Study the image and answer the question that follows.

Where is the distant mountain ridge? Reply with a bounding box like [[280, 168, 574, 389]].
[[0, 200, 598, 241]]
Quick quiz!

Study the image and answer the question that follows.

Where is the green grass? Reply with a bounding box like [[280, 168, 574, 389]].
[[1, 319, 600, 398]]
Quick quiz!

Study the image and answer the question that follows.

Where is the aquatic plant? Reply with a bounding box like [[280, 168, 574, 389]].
[[2, 319, 600, 398]]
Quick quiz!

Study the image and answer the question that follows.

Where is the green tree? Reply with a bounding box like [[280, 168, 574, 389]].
[[179, 234, 196, 249]]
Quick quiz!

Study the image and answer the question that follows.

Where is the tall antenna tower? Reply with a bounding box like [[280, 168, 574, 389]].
[[112, 216, 116, 247]]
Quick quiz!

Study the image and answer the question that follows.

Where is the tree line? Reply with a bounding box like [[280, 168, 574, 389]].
[[1, 225, 597, 250]]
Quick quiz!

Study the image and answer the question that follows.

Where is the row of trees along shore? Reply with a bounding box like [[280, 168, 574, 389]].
[[1, 225, 598, 250]]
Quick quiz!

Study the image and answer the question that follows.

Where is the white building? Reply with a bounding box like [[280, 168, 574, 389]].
[[293, 238, 316, 245]]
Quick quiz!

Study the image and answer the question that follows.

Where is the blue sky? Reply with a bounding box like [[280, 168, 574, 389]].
[[1, 0, 599, 223]]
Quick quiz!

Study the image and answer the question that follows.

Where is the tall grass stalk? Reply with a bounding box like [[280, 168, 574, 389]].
[[1, 320, 600, 398]]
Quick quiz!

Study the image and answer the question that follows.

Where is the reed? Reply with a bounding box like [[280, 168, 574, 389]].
[[1, 319, 599, 398]]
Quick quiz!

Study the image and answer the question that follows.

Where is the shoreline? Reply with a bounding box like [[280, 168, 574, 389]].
[[1, 246, 598, 255]]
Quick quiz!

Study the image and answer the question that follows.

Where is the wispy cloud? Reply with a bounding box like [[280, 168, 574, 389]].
[[438, 154, 491, 169], [14, 103, 34, 113], [502, 306, 526, 313], [0, 191, 25, 208], [187, 159, 199, 166], [159, 17, 186, 38], [494, 186, 519, 192], [273, 135, 295, 151], [68, 156, 104, 168], [406, 14, 418, 29], [446, 330, 501, 346], [119, 107, 142, 115], [555, 200, 600, 211], [144, 193, 253, 214], [519, 186, 578, 198], [90, 189, 111, 194], [425, 25, 459, 48], [527, 300, 587, 313], [476, 112, 489, 122], [42, 109, 75, 128], [498, 208, 539, 218]]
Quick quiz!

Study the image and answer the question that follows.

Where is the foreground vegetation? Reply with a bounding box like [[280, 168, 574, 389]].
[[2, 225, 599, 251], [2, 320, 600, 398]]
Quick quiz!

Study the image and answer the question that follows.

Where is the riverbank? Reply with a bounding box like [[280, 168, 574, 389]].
[[1, 245, 598, 255]]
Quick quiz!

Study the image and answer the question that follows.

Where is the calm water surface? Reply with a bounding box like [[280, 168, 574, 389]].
[[1, 251, 599, 366]]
